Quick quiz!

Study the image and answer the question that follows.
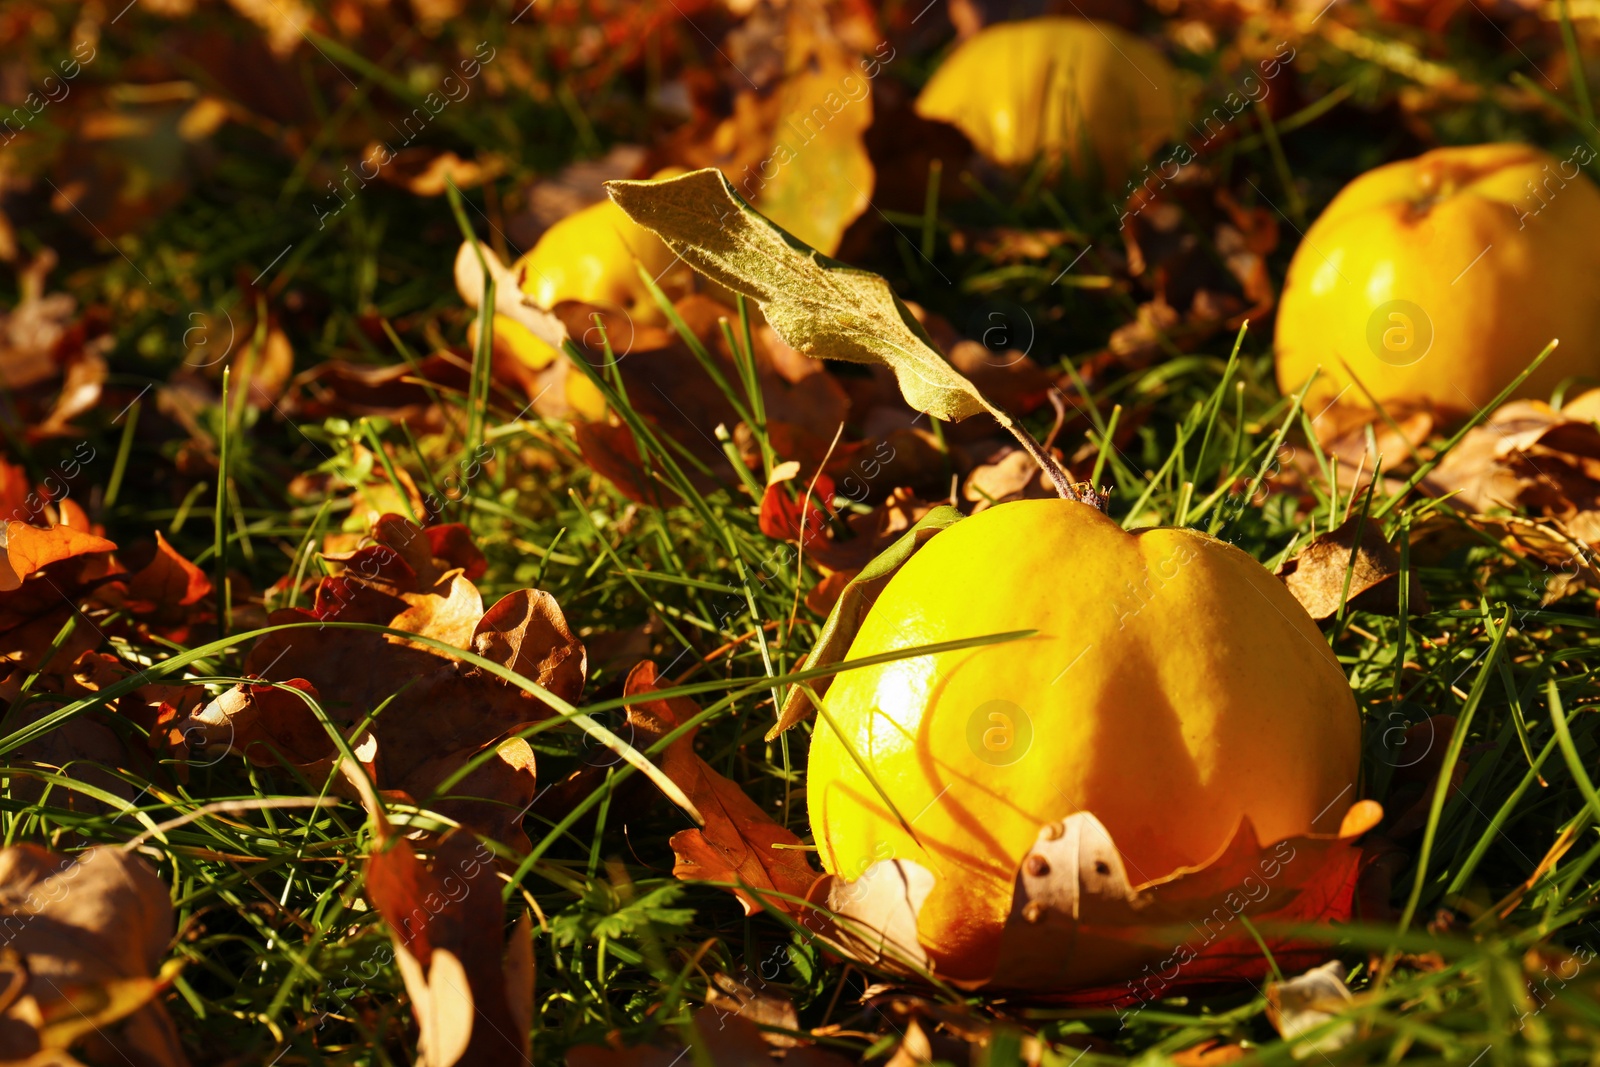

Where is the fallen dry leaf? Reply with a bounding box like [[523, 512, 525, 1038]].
[[558, 294, 853, 500], [1423, 392, 1600, 592], [1277, 510, 1430, 621], [625, 662, 822, 914], [366, 830, 533, 1067], [652, 0, 880, 256], [0, 505, 119, 695], [375, 147, 507, 197], [705, 970, 801, 1047], [0, 521, 117, 593], [4, 649, 155, 813], [287, 340, 560, 427], [0, 844, 186, 1067], [947, 226, 1078, 263], [179, 677, 377, 791], [1265, 960, 1357, 1057], [0, 250, 112, 440], [759, 465, 836, 544], [803, 486, 941, 576], [89, 533, 213, 643], [564, 1004, 847, 1067], [180, 514, 586, 846], [798, 800, 1383, 998], [453, 241, 568, 359], [748, 0, 876, 254], [1171, 1038, 1249, 1065], [0, 251, 74, 394], [1076, 171, 1278, 376], [963, 447, 1056, 511], [573, 420, 681, 508]]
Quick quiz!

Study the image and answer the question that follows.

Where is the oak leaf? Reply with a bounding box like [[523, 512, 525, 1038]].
[[806, 801, 1384, 997], [182, 515, 585, 846]]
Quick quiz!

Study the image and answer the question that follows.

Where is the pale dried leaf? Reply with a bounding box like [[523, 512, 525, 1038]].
[[1265, 961, 1356, 1058], [816, 860, 935, 974], [963, 448, 1052, 511], [1277, 514, 1429, 621]]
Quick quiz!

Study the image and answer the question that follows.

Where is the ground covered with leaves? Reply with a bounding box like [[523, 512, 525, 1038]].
[[5, 0, 1600, 1064]]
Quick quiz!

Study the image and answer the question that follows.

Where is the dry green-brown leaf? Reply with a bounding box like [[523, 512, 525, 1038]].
[[605, 168, 1002, 425]]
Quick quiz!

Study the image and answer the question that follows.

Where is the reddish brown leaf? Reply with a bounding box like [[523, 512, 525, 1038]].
[[759, 470, 836, 543], [424, 523, 488, 580], [809, 800, 1385, 998], [86, 533, 214, 643], [188, 678, 335, 767], [625, 662, 821, 914], [574, 420, 680, 507], [122, 533, 211, 611], [467, 589, 588, 707], [0, 521, 116, 592], [366, 831, 532, 1066], [184, 518, 585, 847]]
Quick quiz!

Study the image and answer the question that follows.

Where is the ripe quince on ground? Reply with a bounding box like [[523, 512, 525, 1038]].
[[914, 17, 1190, 187], [806, 499, 1361, 981], [1275, 142, 1600, 422]]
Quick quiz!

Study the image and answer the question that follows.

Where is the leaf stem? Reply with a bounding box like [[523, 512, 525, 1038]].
[[990, 401, 1099, 509]]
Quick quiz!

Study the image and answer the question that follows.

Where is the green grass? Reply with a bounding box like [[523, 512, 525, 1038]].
[[6, 2, 1600, 1063]]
